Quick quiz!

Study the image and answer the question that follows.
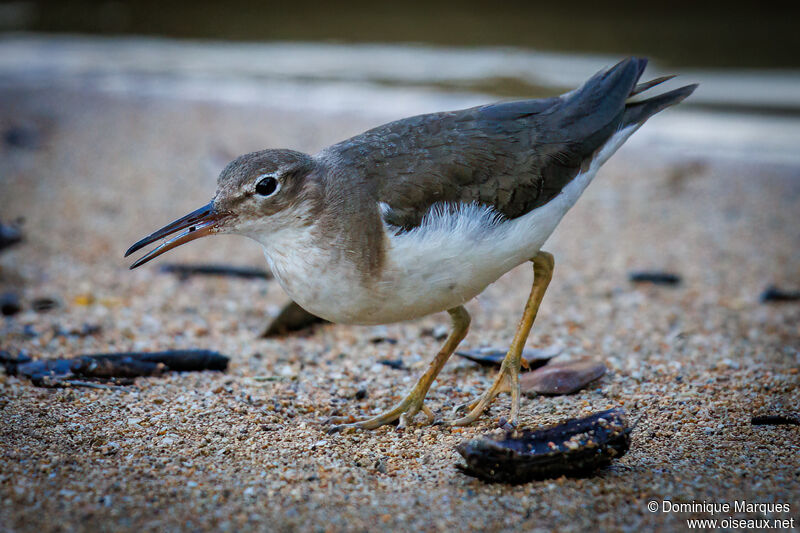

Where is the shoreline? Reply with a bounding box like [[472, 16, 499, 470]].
[[2, 34, 800, 165]]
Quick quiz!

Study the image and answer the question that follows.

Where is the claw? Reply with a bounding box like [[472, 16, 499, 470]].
[[421, 404, 435, 425], [399, 404, 435, 429], [452, 401, 474, 416], [328, 397, 439, 432], [327, 424, 345, 435]]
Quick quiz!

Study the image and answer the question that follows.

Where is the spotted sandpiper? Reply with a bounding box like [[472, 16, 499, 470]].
[[126, 57, 696, 429]]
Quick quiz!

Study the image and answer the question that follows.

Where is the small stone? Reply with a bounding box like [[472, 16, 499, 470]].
[[378, 359, 406, 370], [368, 326, 397, 344], [0, 221, 23, 252], [0, 292, 21, 316], [4, 123, 43, 149], [73, 294, 94, 306]]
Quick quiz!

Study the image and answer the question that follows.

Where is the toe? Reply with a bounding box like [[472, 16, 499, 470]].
[[421, 405, 435, 425]]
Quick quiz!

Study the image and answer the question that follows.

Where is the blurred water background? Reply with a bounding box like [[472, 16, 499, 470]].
[[1, 1, 799, 163]]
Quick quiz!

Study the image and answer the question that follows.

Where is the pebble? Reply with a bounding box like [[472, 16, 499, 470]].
[[0, 220, 23, 251], [4, 122, 44, 149], [0, 292, 21, 316]]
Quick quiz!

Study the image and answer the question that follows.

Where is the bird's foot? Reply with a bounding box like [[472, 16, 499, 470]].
[[450, 360, 518, 427], [328, 393, 435, 432], [328, 306, 471, 432]]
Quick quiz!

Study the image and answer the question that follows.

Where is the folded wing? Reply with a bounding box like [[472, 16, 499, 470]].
[[325, 57, 696, 231]]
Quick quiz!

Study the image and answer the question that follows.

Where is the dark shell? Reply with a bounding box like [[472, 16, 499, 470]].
[[456, 408, 630, 484], [520, 358, 606, 395], [751, 414, 799, 426], [455, 345, 562, 369], [262, 300, 329, 337], [4, 350, 229, 387]]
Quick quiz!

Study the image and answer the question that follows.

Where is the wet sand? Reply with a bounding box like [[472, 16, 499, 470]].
[[1, 54, 799, 531]]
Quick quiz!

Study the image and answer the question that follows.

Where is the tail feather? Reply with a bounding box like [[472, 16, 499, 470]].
[[570, 57, 697, 131], [629, 75, 677, 97], [623, 83, 699, 127], [552, 56, 648, 141], [620, 58, 697, 126]]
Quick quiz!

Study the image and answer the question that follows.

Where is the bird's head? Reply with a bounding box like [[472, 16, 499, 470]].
[[125, 149, 320, 268]]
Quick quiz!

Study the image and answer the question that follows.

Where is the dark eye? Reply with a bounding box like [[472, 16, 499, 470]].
[[255, 176, 279, 196]]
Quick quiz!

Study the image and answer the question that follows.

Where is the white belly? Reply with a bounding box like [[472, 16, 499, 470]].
[[261, 126, 637, 325], [263, 166, 585, 325]]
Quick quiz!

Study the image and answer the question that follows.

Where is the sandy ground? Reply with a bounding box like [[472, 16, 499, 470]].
[[1, 85, 798, 532]]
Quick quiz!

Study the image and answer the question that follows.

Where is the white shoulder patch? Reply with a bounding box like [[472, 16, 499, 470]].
[[377, 201, 392, 218]]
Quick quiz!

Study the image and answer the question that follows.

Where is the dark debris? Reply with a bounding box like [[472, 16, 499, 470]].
[[0, 220, 23, 252], [628, 271, 682, 285], [4, 122, 44, 149], [262, 301, 329, 337], [751, 414, 799, 426], [0, 292, 22, 316], [456, 408, 630, 484], [2, 349, 229, 388], [378, 359, 406, 370], [760, 285, 800, 303], [159, 263, 271, 281], [456, 345, 561, 369], [31, 297, 58, 312]]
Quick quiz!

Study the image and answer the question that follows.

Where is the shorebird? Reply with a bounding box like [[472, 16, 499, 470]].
[[126, 57, 696, 429]]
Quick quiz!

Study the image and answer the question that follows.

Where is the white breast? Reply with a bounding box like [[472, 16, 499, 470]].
[[261, 126, 637, 325]]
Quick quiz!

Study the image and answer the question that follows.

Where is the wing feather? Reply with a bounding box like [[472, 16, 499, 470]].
[[321, 57, 686, 231]]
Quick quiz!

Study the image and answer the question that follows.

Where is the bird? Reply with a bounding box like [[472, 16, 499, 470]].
[[125, 57, 696, 430]]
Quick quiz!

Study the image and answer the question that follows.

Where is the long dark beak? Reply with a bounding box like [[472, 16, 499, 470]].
[[125, 202, 223, 269]]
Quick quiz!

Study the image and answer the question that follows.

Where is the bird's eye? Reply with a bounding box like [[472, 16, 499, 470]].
[[255, 176, 280, 196]]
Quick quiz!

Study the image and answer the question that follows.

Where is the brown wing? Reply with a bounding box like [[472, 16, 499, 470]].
[[324, 57, 649, 231]]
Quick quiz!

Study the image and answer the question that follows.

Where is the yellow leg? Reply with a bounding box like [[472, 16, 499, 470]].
[[451, 251, 554, 427], [331, 305, 470, 431]]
